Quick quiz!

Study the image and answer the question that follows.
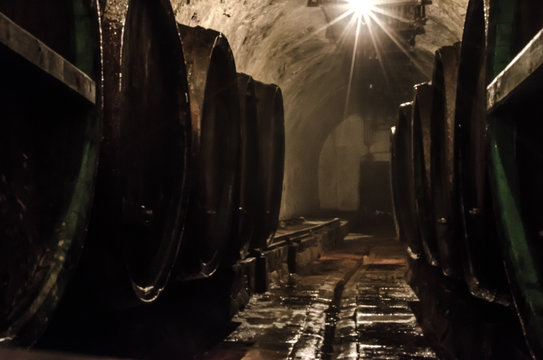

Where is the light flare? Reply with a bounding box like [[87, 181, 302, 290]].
[[342, 0, 431, 118], [365, 12, 390, 88], [366, 11, 431, 77], [344, 14, 362, 119], [294, 0, 430, 120], [347, 0, 374, 16]]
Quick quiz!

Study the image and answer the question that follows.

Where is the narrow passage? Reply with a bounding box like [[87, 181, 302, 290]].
[[199, 234, 436, 359]]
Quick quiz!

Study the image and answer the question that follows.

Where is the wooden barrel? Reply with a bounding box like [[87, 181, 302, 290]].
[[105, 0, 190, 303], [391, 102, 423, 259], [0, 0, 101, 345], [251, 81, 285, 250], [411, 82, 439, 266], [486, 0, 543, 355], [430, 44, 461, 281], [176, 25, 241, 278], [454, 1, 510, 306], [229, 73, 260, 261], [430, 44, 463, 279]]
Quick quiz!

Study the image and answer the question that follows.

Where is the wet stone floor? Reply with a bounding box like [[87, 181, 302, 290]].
[[199, 235, 436, 360]]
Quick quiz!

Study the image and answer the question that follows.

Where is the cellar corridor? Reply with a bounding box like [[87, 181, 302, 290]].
[[3, 0, 543, 358], [199, 233, 435, 360]]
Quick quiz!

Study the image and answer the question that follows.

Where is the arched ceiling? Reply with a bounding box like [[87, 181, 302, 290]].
[[171, 0, 468, 218]]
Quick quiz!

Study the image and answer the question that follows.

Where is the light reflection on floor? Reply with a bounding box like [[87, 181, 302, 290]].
[[198, 235, 436, 360]]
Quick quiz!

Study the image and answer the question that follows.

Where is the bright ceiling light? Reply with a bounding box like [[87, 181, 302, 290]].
[[347, 0, 373, 15]]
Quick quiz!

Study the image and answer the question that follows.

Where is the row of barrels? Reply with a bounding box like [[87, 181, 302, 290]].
[[391, 0, 543, 357], [0, 0, 285, 347]]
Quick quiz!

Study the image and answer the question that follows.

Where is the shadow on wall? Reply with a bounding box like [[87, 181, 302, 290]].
[[281, 81, 351, 219], [318, 114, 366, 211]]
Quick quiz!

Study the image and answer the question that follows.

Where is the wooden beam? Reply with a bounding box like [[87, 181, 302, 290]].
[[0, 11, 96, 104], [274, 218, 340, 242], [487, 27, 543, 112]]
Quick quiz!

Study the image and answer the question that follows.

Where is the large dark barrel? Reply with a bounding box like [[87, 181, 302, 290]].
[[455, 1, 510, 306], [176, 25, 241, 278], [0, 0, 101, 345], [229, 73, 260, 261], [119, 0, 191, 299], [76, 0, 191, 306], [251, 81, 285, 250], [411, 82, 438, 266], [486, 0, 543, 355], [430, 44, 463, 279], [391, 102, 423, 259]]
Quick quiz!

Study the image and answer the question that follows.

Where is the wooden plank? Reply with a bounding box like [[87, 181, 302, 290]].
[[273, 218, 340, 242], [487, 27, 543, 112], [0, 11, 96, 104]]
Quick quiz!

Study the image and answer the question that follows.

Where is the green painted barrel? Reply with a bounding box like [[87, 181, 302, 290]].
[[455, 1, 510, 306], [411, 82, 438, 266], [176, 25, 241, 278], [0, 0, 101, 345], [487, 0, 543, 355]]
